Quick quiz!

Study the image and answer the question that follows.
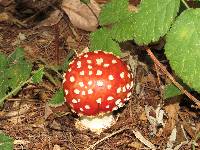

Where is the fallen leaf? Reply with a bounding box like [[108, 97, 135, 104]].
[[164, 99, 180, 136], [62, 0, 100, 31], [66, 36, 77, 49], [36, 10, 63, 28], [49, 120, 61, 130], [44, 103, 53, 120]]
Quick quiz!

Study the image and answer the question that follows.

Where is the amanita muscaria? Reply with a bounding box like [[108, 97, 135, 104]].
[[63, 50, 134, 133]]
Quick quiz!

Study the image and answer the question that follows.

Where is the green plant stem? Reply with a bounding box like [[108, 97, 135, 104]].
[[181, 0, 190, 9], [0, 78, 32, 104]]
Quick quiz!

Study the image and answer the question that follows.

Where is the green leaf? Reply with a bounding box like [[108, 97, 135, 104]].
[[0, 53, 8, 70], [165, 8, 200, 93], [0, 48, 32, 105], [31, 67, 44, 83], [48, 89, 65, 107], [8, 47, 24, 63], [90, 28, 122, 56], [0, 53, 8, 100], [99, 0, 130, 25], [0, 74, 8, 104], [0, 133, 14, 150], [163, 84, 182, 99], [110, 14, 136, 42], [6, 62, 32, 89], [132, 0, 180, 45]]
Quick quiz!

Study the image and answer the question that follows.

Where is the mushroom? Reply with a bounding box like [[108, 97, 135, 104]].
[[63, 50, 134, 133]]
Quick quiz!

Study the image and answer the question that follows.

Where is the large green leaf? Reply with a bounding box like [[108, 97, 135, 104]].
[[0, 53, 8, 100], [5, 47, 32, 89], [110, 14, 136, 42], [0, 53, 8, 70], [165, 8, 200, 92], [90, 28, 121, 56], [132, 0, 180, 45], [99, 0, 130, 25], [0, 74, 8, 100], [6, 62, 32, 89], [0, 48, 32, 105]]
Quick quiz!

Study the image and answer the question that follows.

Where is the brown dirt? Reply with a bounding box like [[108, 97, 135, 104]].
[[0, 1, 200, 150]]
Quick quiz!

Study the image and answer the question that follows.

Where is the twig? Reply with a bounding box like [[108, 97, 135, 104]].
[[181, 0, 190, 9], [154, 63, 161, 88], [132, 130, 156, 150], [145, 48, 200, 108], [85, 128, 127, 150]]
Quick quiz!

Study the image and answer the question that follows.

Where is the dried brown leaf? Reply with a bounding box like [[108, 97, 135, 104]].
[[44, 103, 53, 120], [50, 120, 61, 130], [164, 100, 180, 136], [37, 10, 63, 27], [62, 0, 100, 31]]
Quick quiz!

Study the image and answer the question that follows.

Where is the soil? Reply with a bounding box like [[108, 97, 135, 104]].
[[0, 0, 199, 150]]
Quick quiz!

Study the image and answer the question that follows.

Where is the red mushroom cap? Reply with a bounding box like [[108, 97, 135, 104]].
[[63, 50, 134, 116]]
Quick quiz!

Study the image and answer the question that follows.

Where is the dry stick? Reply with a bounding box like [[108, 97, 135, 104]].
[[85, 128, 127, 150], [145, 48, 200, 108], [154, 63, 161, 88]]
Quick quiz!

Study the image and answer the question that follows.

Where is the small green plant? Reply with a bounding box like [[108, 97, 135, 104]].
[[0, 132, 14, 150], [0, 48, 44, 105], [48, 50, 75, 107], [89, 0, 200, 100]]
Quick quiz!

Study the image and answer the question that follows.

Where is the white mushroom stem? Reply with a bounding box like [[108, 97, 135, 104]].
[[75, 113, 116, 134]]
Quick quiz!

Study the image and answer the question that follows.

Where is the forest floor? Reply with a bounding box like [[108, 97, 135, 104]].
[[0, 0, 200, 150]]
